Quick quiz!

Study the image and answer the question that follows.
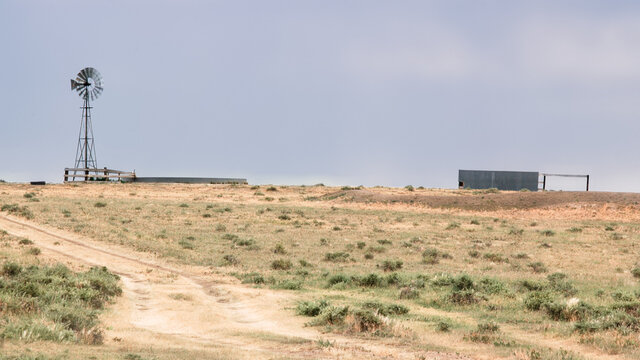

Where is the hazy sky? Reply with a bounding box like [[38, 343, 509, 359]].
[[2, 1, 640, 191]]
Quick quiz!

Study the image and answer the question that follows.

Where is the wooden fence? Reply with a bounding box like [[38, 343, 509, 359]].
[[64, 168, 136, 182]]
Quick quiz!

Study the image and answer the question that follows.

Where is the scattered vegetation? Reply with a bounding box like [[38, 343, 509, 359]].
[[271, 259, 293, 270], [0, 263, 121, 344], [1, 204, 34, 219], [2, 183, 639, 358]]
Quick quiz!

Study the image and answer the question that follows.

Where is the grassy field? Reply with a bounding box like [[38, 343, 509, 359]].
[[0, 229, 123, 358], [1, 183, 640, 359]]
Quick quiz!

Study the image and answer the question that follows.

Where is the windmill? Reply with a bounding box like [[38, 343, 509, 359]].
[[70, 67, 103, 181]]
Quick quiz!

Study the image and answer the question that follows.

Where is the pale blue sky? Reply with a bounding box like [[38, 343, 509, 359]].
[[1, 1, 640, 190]]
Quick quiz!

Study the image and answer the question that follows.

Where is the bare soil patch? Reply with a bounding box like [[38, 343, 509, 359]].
[[333, 189, 640, 211]]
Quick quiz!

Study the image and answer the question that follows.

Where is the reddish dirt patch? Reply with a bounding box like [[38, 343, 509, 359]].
[[326, 189, 640, 211]]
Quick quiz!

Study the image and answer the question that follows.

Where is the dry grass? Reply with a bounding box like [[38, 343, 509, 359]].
[[1, 182, 640, 359]]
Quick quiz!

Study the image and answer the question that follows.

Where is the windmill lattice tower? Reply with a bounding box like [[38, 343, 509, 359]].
[[70, 67, 103, 180]]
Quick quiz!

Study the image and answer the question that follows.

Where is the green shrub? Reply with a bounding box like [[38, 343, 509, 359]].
[[422, 247, 449, 264], [540, 229, 555, 237], [431, 273, 455, 287], [404, 185, 414, 192], [465, 321, 500, 343], [437, 321, 451, 332], [377, 239, 392, 245], [445, 222, 460, 230], [299, 259, 312, 267], [178, 240, 194, 249], [379, 259, 403, 272], [222, 233, 239, 241], [215, 224, 226, 232], [324, 252, 350, 262], [362, 301, 409, 316], [528, 262, 548, 273], [547, 273, 577, 296], [18, 238, 34, 245], [478, 278, 507, 295], [297, 300, 330, 317], [235, 238, 255, 247], [356, 241, 366, 249], [483, 253, 508, 263], [327, 274, 350, 286], [273, 243, 287, 254], [477, 321, 500, 333], [448, 289, 482, 305], [271, 259, 292, 270], [452, 274, 475, 291], [356, 273, 384, 287], [94, 202, 107, 208], [2, 262, 22, 276], [309, 306, 350, 326], [367, 246, 386, 253], [222, 254, 238, 265], [543, 302, 570, 321], [349, 309, 384, 333], [1, 204, 34, 219], [274, 280, 302, 290], [631, 266, 640, 279], [240, 272, 266, 284], [509, 228, 524, 236], [0, 263, 120, 344], [520, 279, 547, 292], [524, 291, 554, 311], [28, 247, 41, 256], [398, 286, 420, 299], [384, 272, 401, 286]]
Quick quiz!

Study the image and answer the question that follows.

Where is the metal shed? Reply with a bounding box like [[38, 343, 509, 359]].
[[458, 170, 539, 191]]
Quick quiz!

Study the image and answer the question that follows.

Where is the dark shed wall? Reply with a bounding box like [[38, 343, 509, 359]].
[[458, 170, 539, 191]]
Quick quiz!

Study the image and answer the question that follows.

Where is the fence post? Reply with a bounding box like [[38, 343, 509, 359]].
[[586, 175, 590, 191]]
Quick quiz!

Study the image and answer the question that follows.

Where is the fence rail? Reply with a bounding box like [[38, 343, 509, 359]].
[[64, 168, 136, 182], [539, 173, 589, 191]]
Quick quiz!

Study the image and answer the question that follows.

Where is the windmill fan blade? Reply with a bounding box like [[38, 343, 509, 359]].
[[72, 67, 103, 99]]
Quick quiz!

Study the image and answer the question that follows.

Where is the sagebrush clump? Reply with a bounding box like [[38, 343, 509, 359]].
[[0, 263, 121, 344]]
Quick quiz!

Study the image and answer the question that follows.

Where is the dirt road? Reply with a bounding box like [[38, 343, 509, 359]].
[[0, 214, 469, 360]]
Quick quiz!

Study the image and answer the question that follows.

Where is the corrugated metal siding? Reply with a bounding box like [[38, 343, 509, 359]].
[[458, 170, 539, 191], [131, 177, 247, 184]]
